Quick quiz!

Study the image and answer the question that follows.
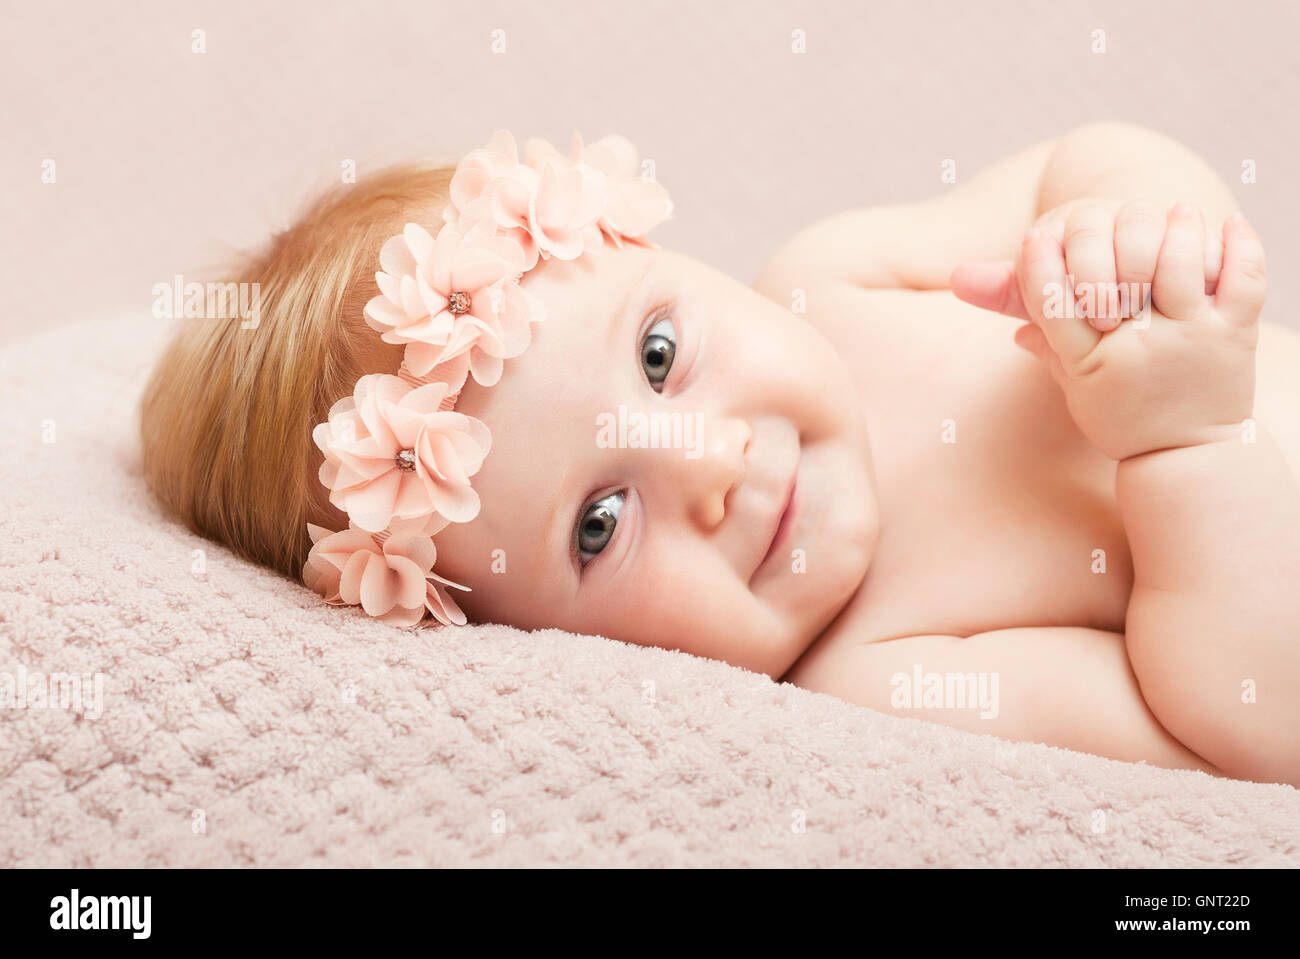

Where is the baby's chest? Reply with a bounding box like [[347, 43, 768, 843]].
[[848, 435, 1134, 641], [811, 286, 1136, 640]]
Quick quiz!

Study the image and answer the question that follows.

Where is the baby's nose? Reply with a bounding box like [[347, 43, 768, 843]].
[[680, 415, 751, 529]]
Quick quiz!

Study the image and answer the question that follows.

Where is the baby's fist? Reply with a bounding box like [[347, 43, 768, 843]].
[[1013, 203, 1265, 461], [1037, 198, 1225, 329]]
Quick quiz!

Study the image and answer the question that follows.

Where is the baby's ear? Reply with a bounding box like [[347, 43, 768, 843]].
[[949, 261, 1028, 321]]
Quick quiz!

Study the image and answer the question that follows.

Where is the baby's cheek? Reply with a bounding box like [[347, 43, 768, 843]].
[[728, 312, 858, 442], [602, 548, 782, 670]]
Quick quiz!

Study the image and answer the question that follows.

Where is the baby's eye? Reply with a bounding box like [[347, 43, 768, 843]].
[[640, 316, 676, 392], [576, 491, 626, 565]]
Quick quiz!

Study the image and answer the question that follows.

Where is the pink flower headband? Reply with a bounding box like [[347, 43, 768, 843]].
[[302, 130, 673, 626]]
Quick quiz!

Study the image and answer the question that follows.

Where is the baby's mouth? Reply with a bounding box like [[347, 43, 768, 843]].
[[753, 452, 800, 581]]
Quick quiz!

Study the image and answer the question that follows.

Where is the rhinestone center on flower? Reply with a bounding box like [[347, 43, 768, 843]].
[[447, 291, 471, 314], [395, 448, 417, 472]]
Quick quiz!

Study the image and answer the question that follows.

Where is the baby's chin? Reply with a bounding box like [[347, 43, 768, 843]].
[[748, 427, 880, 667]]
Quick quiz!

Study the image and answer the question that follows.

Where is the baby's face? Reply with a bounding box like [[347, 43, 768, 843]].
[[433, 243, 879, 677]]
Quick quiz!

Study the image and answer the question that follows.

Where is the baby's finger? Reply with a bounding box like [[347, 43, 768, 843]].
[[1114, 200, 1162, 321], [950, 261, 1028, 320], [1018, 227, 1100, 368], [1031, 204, 1072, 246], [1214, 214, 1268, 327], [1153, 202, 1210, 320], [1063, 204, 1119, 331], [1013, 322, 1067, 389], [1203, 225, 1224, 296]]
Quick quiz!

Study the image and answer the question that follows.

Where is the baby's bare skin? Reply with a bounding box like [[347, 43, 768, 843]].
[[763, 123, 1300, 785], [780, 284, 1300, 779]]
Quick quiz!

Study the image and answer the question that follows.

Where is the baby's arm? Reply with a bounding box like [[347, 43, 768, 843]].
[[754, 136, 1052, 292], [787, 627, 1218, 775], [1119, 416, 1300, 785], [1010, 205, 1300, 786], [754, 122, 1237, 296]]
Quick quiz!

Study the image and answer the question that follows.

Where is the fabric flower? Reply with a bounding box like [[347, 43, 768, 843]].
[[364, 222, 525, 346], [313, 374, 491, 533], [303, 523, 469, 627], [405, 278, 546, 390], [525, 132, 672, 248], [445, 129, 607, 270], [443, 129, 530, 229], [363, 222, 544, 389]]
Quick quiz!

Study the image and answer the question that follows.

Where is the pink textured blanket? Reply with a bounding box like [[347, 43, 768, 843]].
[[2, 316, 1297, 867]]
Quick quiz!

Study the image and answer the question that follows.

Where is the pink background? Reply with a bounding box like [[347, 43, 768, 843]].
[[4, 0, 1298, 342]]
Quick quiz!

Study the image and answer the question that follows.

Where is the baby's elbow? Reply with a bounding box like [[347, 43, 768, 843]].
[[1058, 120, 1176, 155]]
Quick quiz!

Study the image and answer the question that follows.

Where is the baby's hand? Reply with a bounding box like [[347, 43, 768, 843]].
[[979, 202, 1265, 461], [952, 198, 1225, 330], [1028, 198, 1225, 323]]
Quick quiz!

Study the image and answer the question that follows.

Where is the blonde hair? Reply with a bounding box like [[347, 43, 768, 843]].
[[139, 163, 455, 580]]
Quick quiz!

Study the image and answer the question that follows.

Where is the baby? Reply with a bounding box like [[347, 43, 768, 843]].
[[140, 122, 1300, 787]]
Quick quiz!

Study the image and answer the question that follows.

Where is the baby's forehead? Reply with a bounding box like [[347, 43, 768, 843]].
[[520, 242, 658, 324], [459, 245, 660, 409]]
